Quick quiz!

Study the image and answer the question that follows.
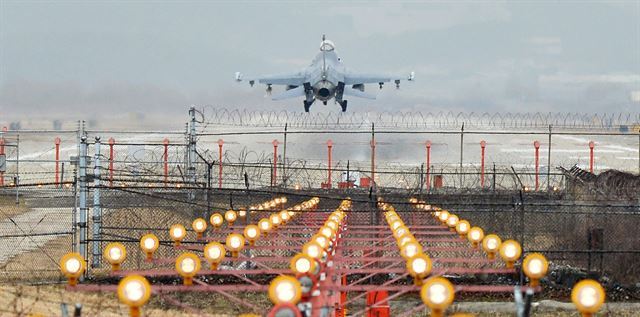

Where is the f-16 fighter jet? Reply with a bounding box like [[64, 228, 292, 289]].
[[236, 35, 414, 112]]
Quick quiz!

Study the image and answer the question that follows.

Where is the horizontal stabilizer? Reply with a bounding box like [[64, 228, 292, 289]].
[[272, 86, 305, 101], [343, 87, 376, 100]]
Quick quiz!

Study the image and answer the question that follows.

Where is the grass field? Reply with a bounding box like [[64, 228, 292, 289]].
[[2, 284, 639, 316]]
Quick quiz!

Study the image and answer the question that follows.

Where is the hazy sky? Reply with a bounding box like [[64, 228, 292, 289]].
[[1, 0, 639, 123]]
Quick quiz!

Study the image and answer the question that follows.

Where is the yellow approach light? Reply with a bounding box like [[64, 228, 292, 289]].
[[60, 253, 86, 286], [117, 275, 151, 317]]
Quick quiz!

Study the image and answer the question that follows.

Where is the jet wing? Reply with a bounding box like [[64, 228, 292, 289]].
[[343, 71, 415, 85], [257, 72, 306, 86], [343, 72, 392, 85]]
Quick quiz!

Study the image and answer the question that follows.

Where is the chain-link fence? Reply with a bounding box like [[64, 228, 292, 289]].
[[1, 108, 638, 288], [0, 185, 75, 282]]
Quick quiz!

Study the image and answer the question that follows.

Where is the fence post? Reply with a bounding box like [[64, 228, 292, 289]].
[[282, 123, 288, 187], [588, 141, 595, 173], [547, 125, 552, 192], [188, 107, 197, 200], [163, 138, 169, 187], [217, 139, 224, 189], [459, 124, 464, 188], [15, 134, 20, 204], [425, 141, 431, 191], [0, 132, 5, 187], [78, 135, 88, 268], [327, 139, 333, 189], [534, 141, 540, 191], [92, 137, 102, 268], [108, 138, 115, 187], [370, 123, 375, 186], [272, 140, 279, 187], [0, 126, 6, 187], [419, 163, 424, 194], [492, 162, 496, 191], [55, 137, 61, 187], [480, 140, 486, 188]]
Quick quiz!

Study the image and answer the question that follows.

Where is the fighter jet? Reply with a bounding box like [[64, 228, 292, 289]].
[[236, 35, 414, 112]]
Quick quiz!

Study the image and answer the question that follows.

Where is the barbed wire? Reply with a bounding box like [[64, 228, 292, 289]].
[[200, 106, 640, 130]]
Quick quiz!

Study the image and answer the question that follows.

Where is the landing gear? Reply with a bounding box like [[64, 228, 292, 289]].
[[303, 83, 314, 113], [340, 100, 348, 112], [323, 101, 327, 105]]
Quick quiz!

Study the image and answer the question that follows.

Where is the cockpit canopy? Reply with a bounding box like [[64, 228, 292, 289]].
[[319, 40, 335, 52]]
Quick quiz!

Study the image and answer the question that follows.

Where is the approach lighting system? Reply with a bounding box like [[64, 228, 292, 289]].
[[482, 234, 502, 259], [400, 241, 423, 259], [139, 234, 159, 261], [468, 227, 484, 248], [325, 220, 338, 231], [117, 274, 151, 317], [571, 279, 605, 316], [60, 252, 86, 286], [192, 218, 207, 239], [280, 210, 290, 222], [203, 242, 226, 269], [406, 253, 432, 285], [270, 214, 282, 228], [225, 209, 237, 226], [290, 253, 317, 275], [397, 235, 414, 248], [319, 226, 335, 240], [420, 276, 455, 317], [103, 242, 127, 271], [438, 210, 450, 223], [302, 242, 323, 260], [243, 224, 261, 245], [446, 214, 459, 230], [499, 240, 522, 268], [210, 213, 224, 228], [175, 252, 201, 285], [268, 275, 302, 305], [522, 253, 549, 287], [313, 234, 330, 250], [259, 218, 272, 235], [169, 224, 187, 246], [455, 220, 470, 238], [226, 233, 245, 257]]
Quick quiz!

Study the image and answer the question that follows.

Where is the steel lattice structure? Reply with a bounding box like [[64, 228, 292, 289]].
[[68, 196, 536, 316]]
